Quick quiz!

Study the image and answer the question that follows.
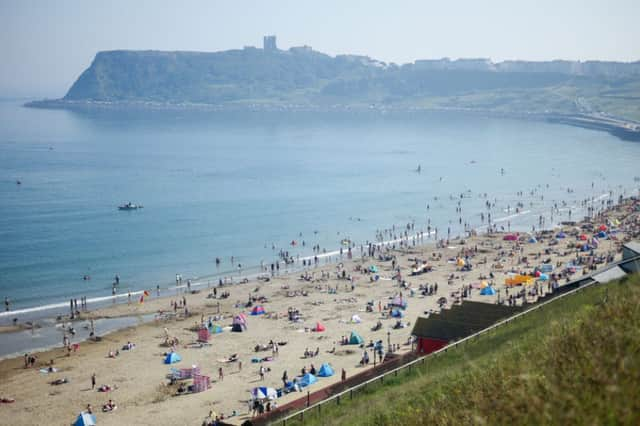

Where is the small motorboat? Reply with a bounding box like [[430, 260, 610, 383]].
[[118, 202, 143, 211]]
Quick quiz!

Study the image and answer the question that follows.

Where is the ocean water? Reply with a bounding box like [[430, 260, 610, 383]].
[[0, 100, 639, 315]]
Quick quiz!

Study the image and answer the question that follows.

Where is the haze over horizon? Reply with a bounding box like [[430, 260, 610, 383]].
[[1, 0, 639, 98]]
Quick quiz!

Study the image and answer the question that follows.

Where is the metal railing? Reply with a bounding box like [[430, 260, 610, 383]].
[[275, 253, 640, 425]]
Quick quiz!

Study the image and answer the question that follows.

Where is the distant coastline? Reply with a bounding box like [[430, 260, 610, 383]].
[[25, 98, 640, 142]]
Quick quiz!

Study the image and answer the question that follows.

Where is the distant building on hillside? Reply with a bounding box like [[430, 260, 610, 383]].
[[290, 45, 313, 54], [263, 35, 277, 51]]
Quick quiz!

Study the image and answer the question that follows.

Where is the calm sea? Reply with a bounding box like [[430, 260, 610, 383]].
[[1, 100, 638, 315]]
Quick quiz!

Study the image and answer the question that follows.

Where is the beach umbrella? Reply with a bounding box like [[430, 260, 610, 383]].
[[503, 234, 518, 241], [314, 322, 326, 332], [317, 363, 334, 377], [74, 412, 97, 426], [480, 286, 496, 296], [368, 265, 378, 273], [556, 232, 566, 239], [456, 258, 465, 267], [164, 352, 182, 364], [597, 231, 607, 238], [535, 270, 541, 278], [479, 280, 489, 289], [251, 387, 277, 400], [539, 273, 549, 281], [250, 306, 266, 315], [579, 234, 588, 241], [351, 314, 362, 323], [528, 237, 537, 243], [599, 224, 607, 231]]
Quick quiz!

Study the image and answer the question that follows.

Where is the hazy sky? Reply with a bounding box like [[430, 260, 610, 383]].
[[1, 0, 639, 97]]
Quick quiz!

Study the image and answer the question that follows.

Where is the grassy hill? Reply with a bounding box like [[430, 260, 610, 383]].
[[287, 274, 640, 426]]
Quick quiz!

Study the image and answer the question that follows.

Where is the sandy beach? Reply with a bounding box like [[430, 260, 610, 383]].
[[0, 199, 638, 426]]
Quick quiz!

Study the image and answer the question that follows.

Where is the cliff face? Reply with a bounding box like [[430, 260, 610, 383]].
[[62, 48, 640, 105], [62, 48, 578, 104]]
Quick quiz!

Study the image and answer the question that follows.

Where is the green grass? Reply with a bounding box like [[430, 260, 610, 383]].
[[287, 274, 640, 426]]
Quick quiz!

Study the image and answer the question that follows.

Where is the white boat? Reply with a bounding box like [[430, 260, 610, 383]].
[[118, 202, 143, 211]]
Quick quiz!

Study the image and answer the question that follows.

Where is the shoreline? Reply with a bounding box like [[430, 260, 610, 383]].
[[0, 189, 629, 341]]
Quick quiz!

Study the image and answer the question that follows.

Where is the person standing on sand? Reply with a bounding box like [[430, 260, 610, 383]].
[[341, 368, 346, 381], [259, 365, 265, 381], [91, 373, 96, 390], [4, 296, 9, 311], [218, 367, 223, 381]]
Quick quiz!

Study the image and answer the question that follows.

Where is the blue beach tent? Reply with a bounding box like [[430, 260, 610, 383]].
[[164, 352, 182, 364], [349, 331, 364, 345], [317, 363, 334, 377], [480, 286, 496, 296], [391, 308, 404, 318], [74, 412, 97, 426], [209, 324, 223, 334], [299, 373, 318, 388]]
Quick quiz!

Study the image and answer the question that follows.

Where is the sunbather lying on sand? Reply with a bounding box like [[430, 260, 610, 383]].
[[102, 399, 117, 412], [98, 384, 117, 392]]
